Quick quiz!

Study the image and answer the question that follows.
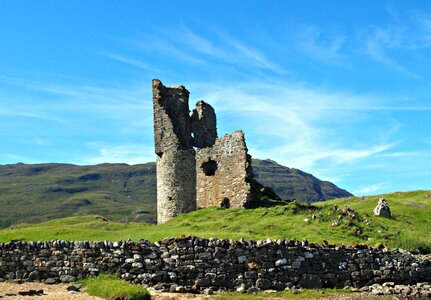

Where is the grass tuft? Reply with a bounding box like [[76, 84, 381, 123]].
[[78, 274, 150, 300]]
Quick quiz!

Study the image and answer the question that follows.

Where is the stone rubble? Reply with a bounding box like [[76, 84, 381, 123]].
[[358, 282, 431, 298]]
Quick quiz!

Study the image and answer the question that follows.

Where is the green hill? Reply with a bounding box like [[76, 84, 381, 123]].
[[1, 190, 429, 254], [0, 159, 351, 228]]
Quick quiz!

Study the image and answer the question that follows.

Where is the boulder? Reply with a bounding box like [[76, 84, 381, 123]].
[[374, 198, 391, 218]]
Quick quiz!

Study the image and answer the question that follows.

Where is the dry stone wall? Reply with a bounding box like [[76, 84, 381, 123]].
[[1, 237, 430, 294]]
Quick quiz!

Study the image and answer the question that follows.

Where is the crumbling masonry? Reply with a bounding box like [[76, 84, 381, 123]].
[[152, 79, 255, 224]]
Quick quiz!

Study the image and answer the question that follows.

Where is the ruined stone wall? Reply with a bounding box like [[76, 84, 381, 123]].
[[153, 79, 256, 223], [152, 80, 196, 224], [156, 150, 196, 224], [191, 100, 217, 148], [1, 238, 430, 294], [196, 131, 254, 209]]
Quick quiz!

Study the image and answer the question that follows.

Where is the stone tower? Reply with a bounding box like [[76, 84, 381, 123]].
[[152, 80, 196, 224], [152, 79, 255, 224]]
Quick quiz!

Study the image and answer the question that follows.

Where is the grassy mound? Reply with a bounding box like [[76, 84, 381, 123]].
[[78, 274, 150, 300], [1, 190, 430, 253]]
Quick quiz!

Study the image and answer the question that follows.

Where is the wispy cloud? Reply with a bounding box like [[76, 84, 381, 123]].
[[300, 26, 347, 65], [353, 183, 386, 195], [361, 11, 431, 79], [191, 81, 406, 176], [82, 142, 154, 165], [220, 34, 285, 73], [0, 75, 152, 117], [99, 52, 155, 71], [178, 26, 226, 57], [363, 27, 420, 79], [132, 38, 207, 66], [127, 25, 285, 75]]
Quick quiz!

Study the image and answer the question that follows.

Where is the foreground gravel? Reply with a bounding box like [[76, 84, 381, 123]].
[[0, 283, 212, 300], [0, 282, 422, 299], [0, 282, 103, 300]]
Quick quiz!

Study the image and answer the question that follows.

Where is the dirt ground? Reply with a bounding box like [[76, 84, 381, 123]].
[[0, 282, 394, 300], [0, 282, 103, 300], [0, 282, 211, 300]]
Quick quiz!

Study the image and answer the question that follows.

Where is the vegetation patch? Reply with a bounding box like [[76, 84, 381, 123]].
[[213, 289, 391, 299], [1, 190, 430, 254], [78, 274, 150, 300]]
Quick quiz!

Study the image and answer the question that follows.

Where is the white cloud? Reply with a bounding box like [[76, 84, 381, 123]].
[[300, 26, 347, 64], [361, 11, 431, 79], [363, 27, 420, 79], [132, 38, 207, 66], [99, 52, 156, 71], [190, 81, 404, 176], [129, 26, 285, 74], [221, 35, 285, 73], [82, 143, 154, 165], [0, 76, 152, 119], [353, 183, 386, 195]]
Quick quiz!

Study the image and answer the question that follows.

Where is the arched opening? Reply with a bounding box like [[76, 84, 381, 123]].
[[221, 198, 230, 208], [201, 159, 218, 176]]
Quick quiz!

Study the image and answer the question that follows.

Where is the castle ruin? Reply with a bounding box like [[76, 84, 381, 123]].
[[152, 79, 255, 224]]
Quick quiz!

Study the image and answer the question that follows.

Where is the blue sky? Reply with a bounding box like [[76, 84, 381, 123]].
[[1, 1, 430, 195]]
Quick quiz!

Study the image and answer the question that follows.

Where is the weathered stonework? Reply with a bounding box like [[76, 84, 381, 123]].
[[152, 80, 196, 224], [191, 100, 217, 148], [1, 238, 430, 294], [156, 150, 196, 225], [153, 79, 255, 223], [152, 79, 193, 153], [196, 131, 254, 209]]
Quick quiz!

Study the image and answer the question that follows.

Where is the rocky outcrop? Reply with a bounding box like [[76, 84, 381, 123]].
[[1, 237, 430, 293]]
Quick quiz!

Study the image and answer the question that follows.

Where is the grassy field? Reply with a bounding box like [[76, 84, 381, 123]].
[[1, 190, 430, 253]]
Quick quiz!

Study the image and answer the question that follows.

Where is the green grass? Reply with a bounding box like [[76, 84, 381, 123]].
[[214, 290, 392, 299], [1, 190, 430, 253], [77, 274, 150, 300]]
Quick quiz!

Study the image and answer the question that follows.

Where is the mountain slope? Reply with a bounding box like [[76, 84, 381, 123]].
[[0, 159, 351, 228], [0, 163, 157, 227], [252, 159, 352, 202]]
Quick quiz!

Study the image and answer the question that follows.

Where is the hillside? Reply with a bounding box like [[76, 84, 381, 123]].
[[1, 190, 429, 254], [252, 159, 352, 202], [0, 159, 351, 228]]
